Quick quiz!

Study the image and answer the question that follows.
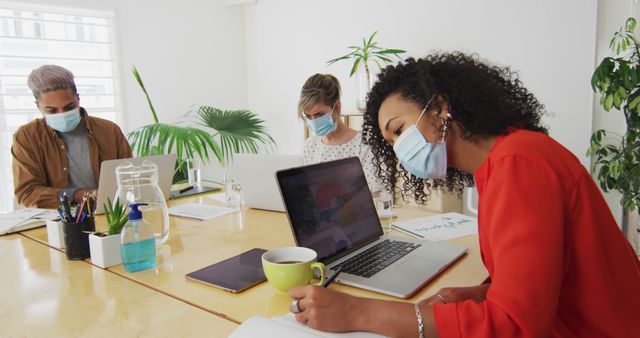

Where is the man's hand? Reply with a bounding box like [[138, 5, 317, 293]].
[[73, 188, 97, 204]]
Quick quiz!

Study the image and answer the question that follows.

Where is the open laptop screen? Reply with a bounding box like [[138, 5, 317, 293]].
[[277, 157, 383, 262]]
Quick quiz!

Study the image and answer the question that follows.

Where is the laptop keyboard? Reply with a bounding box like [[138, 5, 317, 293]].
[[333, 239, 421, 278]]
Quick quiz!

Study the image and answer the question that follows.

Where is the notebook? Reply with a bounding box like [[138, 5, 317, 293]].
[[234, 154, 303, 212], [230, 314, 385, 338], [94, 154, 177, 214], [0, 208, 59, 236], [276, 157, 467, 298]]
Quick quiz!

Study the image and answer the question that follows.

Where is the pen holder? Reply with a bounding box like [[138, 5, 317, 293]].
[[63, 218, 95, 260], [46, 219, 65, 249]]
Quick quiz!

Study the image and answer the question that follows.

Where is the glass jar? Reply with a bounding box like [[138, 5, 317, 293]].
[[114, 161, 169, 245]]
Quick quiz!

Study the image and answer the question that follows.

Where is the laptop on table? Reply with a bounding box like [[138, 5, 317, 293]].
[[276, 157, 467, 298], [234, 154, 303, 212], [94, 154, 177, 214]]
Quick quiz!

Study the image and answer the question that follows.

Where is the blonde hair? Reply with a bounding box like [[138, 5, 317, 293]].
[[297, 73, 341, 118], [27, 65, 77, 100]]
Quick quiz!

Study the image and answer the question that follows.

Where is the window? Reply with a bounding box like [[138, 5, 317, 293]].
[[0, 2, 122, 212]]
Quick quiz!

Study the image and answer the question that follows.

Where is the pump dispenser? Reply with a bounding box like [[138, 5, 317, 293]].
[[120, 203, 156, 272]]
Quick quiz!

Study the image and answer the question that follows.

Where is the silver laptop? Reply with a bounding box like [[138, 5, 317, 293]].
[[276, 157, 467, 298], [234, 154, 303, 212], [94, 154, 177, 214]]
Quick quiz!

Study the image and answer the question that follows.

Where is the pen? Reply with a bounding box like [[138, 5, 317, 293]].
[[179, 185, 194, 194], [322, 266, 342, 288]]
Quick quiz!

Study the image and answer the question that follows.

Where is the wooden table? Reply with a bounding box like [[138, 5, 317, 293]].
[[21, 193, 487, 325], [0, 234, 237, 337]]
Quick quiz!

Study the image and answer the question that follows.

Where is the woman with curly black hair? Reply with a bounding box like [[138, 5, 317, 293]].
[[289, 53, 640, 337]]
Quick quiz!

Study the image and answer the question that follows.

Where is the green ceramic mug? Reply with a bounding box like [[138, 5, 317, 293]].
[[262, 247, 326, 292]]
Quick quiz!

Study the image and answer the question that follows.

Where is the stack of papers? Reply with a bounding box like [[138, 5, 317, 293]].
[[0, 208, 59, 236], [230, 314, 385, 338], [168, 203, 237, 221], [392, 212, 478, 241]]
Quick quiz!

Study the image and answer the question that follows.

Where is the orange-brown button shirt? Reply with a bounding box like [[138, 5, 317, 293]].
[[11, 108, 132, 208]]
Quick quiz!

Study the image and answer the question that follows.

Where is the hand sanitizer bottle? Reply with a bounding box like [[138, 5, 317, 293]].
[[121, 203, 156, 272]]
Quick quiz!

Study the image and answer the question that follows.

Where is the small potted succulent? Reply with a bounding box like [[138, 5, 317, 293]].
[[89, 198, 128, 268]]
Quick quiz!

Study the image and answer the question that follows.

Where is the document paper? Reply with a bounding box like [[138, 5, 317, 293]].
[[392, 212, 478, 241]]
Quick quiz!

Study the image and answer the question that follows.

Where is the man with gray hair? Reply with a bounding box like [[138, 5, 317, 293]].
[[11, 64, 132, 208]]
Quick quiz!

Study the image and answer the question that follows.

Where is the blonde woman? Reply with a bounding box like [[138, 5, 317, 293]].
[[299, 74, 381, 191]]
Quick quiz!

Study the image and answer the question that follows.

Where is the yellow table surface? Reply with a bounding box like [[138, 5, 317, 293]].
[[21, 193, 487, 324], [0, 233, 237, 337]]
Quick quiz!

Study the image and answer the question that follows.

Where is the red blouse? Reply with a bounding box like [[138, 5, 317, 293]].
[[434, 130, 640, 337]]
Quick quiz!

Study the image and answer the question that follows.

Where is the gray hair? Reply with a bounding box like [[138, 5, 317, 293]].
[[297, 73, 341, 118], [27, 65, 77, 100]]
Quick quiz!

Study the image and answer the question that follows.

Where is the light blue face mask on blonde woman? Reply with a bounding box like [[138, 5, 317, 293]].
[[392, 99, 448, 179], [306, 105, 337, 136], [44, 107, 82, 133]]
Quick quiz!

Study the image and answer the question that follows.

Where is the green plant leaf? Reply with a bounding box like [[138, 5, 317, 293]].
[[375, 49, 407, 55], [104, 197, 129, 235], [604, 94, 614, 111], [625, 17, 637, 32], [366, 31, 378, 47], [349, 57, 361, 77], [132, 66, 159, 124], [326, 53, 355, 66], [197, 106, 275, 164]]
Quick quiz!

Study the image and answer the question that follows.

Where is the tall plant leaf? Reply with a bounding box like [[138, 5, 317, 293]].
[[196, 106, 275, 163]]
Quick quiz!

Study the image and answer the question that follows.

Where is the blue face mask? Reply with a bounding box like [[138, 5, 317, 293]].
[[392, 102, 448, 180], [306, 107, 337, 136], [44, 107, 81, 133]]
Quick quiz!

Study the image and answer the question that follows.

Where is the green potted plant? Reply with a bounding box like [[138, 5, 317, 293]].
[[127, 67, 275, 183], [588, 17, 640, 240], [327, 31, 405, 111], [89, 198, 129, 268]]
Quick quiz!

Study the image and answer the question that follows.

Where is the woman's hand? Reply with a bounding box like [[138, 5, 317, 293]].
[[289, 285, 363, 332], [425, 284, 490, 306]]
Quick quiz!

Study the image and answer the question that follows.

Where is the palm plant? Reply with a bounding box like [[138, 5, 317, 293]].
[[588, 17, 640, 235], [326, 31, 405, 90], [127, 67, 275, 182], [197, 106, 275, 165]]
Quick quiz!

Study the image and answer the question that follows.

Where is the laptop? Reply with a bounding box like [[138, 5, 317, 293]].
[[276, 157, 467, 298], [94, 154, 177, 214], [234, 154, 303, 212]]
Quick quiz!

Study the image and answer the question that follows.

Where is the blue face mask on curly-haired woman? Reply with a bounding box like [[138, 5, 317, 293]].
[[306, 106, 337, 136], [392, 100, 448, 179]]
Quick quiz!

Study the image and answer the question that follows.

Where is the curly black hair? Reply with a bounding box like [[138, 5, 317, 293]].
[[362, 52, 548, 204]]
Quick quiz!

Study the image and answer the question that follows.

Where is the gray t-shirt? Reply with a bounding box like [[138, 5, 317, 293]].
[[58, 123, 96, 197]]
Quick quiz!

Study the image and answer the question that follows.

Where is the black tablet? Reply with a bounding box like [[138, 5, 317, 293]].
[[185, 248, 267, 293]]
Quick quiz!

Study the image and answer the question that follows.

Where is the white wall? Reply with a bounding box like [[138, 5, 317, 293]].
[[113, 0, 248, 180], [245, 0, 598, 166], [114, 0, 248, 131]]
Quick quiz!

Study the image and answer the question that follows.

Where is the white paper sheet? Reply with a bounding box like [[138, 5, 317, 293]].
[[392, 212, 478, 241], [168, 203, 237, 221], [0, 208, 54, 235]]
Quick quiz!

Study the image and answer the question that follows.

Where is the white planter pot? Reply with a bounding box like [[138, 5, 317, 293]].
[[46, 220, 65, 249], [89, 233, 122, 268]]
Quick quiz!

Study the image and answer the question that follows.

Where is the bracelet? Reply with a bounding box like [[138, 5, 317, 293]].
[[415, 303, 425, 338]]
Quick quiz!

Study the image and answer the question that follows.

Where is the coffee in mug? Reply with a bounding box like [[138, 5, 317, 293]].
[[261, 247, 326, 292]]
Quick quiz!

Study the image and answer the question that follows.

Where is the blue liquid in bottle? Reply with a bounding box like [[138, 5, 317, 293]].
[[121, 203, 157, 273], [121, 238, 156, 272]]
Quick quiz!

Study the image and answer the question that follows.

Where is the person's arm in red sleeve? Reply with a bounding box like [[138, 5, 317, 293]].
[[434, 155, 566, 337]]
